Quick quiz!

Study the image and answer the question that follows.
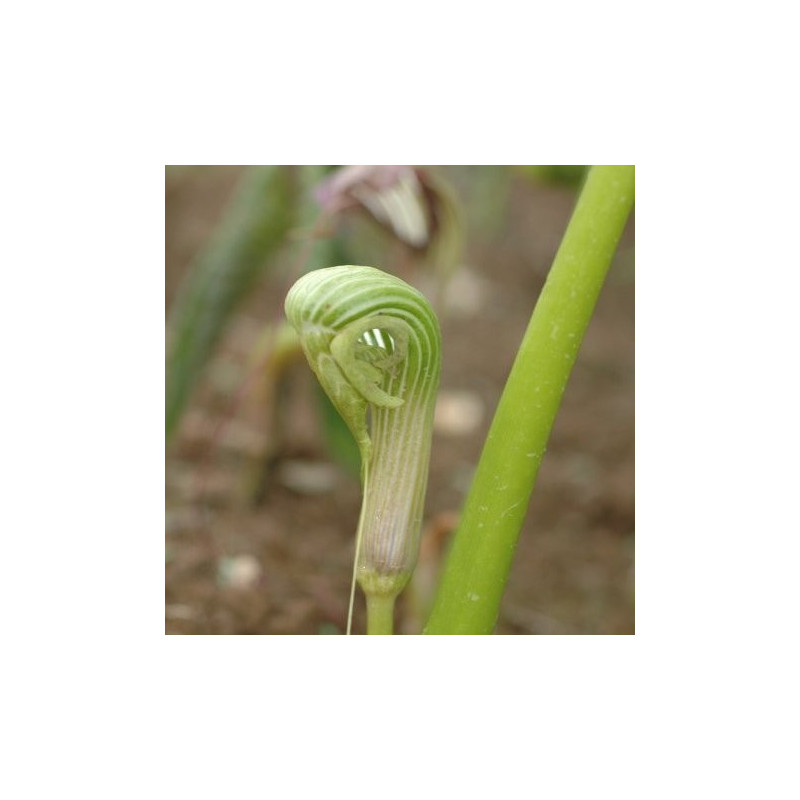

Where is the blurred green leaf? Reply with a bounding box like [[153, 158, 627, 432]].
[[166, 166, 298, 441], [517, 165, 588, 186]]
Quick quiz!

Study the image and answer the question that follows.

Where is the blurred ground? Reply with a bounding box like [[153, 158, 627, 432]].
[[165, 166, 635, 634]]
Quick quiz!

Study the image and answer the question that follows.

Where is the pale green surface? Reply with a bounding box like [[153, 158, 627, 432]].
[[424, 166, 635, 635]]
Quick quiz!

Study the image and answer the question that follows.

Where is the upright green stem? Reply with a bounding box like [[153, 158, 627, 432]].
[[366, 595, 395, 635], [424, 165, 635, 634]]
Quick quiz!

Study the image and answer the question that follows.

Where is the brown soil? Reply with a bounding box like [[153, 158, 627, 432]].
[[165, 166, 635, 635]]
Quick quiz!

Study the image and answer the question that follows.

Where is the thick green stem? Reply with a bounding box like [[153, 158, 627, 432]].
[[366, 594, 396, 635], [424, 165, 635, 635]]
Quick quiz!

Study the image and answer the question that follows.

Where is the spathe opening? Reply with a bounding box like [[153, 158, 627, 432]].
[[358, 328, 396, 354]]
